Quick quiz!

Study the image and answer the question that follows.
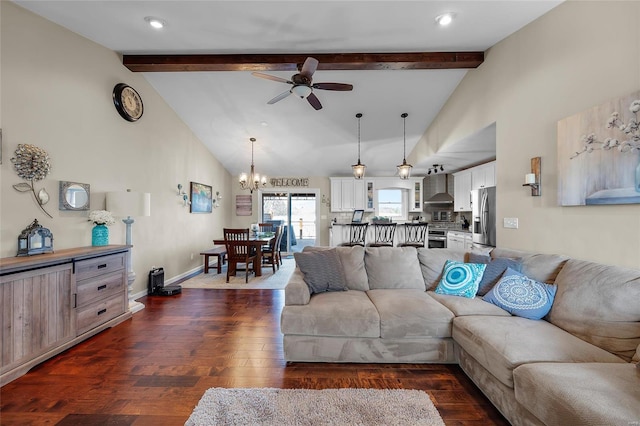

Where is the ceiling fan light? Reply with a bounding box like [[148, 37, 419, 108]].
[[291, 85, 312, 98]]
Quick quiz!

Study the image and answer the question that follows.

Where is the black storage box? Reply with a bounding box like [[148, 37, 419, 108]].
[[148, 267, 181, 296]]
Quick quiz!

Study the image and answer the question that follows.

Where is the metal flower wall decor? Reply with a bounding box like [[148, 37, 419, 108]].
[[11, 144, 53, 218]]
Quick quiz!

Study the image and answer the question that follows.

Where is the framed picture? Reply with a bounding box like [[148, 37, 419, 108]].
[[558, 91, 640, 206], [236, 195, 252, 216], [190, 182, 212, 213]]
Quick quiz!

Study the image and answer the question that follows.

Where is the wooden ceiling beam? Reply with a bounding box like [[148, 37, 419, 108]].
[[122, 52, 484, 72]]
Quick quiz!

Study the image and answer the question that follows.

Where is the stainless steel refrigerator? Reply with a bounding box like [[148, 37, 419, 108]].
[[471, 186, 496, 247]]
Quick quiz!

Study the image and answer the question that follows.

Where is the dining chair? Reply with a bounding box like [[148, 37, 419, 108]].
[[223, 228, 256, 282], [258, 223, 275, 234], [368, 223, 397, 247], [261, 225, 280, 273], [399, 223, 428, 248], [340, 222, 369, 247]]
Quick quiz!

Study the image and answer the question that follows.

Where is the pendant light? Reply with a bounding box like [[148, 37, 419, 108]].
[[238, 137, 267, 193], [351, 113, 366, 179], [397, 112, 413, 179]]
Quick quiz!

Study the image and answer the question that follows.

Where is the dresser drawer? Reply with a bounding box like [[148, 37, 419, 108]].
[[75, 253, 125, 281], [76, 293, 126, 335], [76, 270, 126, 308]]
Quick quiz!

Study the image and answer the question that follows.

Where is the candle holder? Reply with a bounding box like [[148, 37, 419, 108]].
[[522, 157, 541, 196]]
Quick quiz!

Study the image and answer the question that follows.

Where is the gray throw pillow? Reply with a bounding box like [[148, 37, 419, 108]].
[[468, 252, 523, 296], [294, 249, 348, 294]]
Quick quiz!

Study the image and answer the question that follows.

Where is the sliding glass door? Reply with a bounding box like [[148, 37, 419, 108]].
[[260, 190, 318, 253]]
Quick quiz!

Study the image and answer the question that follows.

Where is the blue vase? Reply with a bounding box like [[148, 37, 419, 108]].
[[92, 224, 109, 246]]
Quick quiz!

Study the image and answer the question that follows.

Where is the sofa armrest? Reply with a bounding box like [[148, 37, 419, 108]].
[[284, 268, 311, 305]]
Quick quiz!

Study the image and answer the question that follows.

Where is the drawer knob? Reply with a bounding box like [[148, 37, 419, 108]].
[[97, 308, 107, 316]]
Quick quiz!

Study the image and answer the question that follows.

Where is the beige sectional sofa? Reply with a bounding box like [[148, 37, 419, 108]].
[[281, 246, 640, 426]]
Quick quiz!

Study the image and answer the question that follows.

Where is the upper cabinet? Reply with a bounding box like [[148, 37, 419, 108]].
[[330, 177, 421, 213], [471, 161, 496, 190], [453, 170, 472, 212]]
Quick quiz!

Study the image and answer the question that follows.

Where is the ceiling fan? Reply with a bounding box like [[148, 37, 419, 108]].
[[252, 57, 353, 110]]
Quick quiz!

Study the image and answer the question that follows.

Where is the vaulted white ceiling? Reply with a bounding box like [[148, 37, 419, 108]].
[[14, 1, 562, 177]]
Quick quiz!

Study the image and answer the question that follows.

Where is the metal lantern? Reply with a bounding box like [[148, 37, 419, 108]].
[[17, 219, 54, 256]]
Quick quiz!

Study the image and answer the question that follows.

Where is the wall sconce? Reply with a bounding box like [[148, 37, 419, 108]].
[[177, 184, 190, 206], [212, 191, 222, 208], [522, 157, 541, 196]]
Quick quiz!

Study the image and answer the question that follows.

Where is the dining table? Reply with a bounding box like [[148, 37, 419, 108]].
[[213, 234, 274, 277]]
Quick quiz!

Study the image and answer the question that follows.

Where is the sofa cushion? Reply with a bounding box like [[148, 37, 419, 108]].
[[428, 291, 511, 317], [468, 253, 523, 296], [417, 248, 467, 290], [434, 260, 486, 298], [303, 246, 369, 291], [281, 290, 380, 338], [483, 268, 557, 320], [364, 247, 424, 290], [293, 249, 347, 294], [514, 363, 640, 426], [453, 315, 625, 388], [489, 248, 568, 284], [367, 289, 454, 338], [548, 258, 640, 362]]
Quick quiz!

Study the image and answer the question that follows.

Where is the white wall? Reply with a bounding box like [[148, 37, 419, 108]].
[[1, 3, 233, 294], [409, 1, 640, 268]]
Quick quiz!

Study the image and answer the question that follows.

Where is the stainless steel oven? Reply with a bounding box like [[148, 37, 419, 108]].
[[428, 227, 447, 249]]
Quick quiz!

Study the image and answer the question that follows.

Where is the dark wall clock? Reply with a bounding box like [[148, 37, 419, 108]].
[[112, 83, 143, 122]]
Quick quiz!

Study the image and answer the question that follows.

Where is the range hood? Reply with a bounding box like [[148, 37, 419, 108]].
[[424, 174, 454, 204]]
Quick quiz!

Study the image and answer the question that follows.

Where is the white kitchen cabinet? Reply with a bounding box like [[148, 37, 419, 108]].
[[410, 179, 423, 212], [453, 170, 472, 212], [448, 230, 472, 251], [330, 177, 366, 212], [471, 161, 496, 190]]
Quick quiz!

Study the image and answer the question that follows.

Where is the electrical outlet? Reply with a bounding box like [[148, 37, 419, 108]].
[[503, 218, 519, 229]]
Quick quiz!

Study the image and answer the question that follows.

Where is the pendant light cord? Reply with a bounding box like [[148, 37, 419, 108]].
[[357, 113, 362, 161], [402, 112, 408, 161]]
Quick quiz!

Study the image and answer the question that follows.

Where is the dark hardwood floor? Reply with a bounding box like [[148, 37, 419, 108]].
[[0, 289, 509, 425]]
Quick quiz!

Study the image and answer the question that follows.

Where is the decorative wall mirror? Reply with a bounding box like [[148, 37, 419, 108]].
[[59, 181, 90, 211]]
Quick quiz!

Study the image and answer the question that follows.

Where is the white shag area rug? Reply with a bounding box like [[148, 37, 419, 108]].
[[185, 387, 445, 426], [180, 257, 295, 290]]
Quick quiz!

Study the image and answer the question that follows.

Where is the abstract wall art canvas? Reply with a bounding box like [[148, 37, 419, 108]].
[[557, 91, 640, 206], [190, 182, 212, 213]]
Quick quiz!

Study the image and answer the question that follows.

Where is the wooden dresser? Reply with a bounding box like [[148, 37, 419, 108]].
[[0, 245, 132, 386]]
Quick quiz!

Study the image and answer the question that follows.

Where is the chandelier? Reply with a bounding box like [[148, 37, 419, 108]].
[[397, 112, 413, 179], [351, 113, 366, 179], [239, 137, 267, 193]]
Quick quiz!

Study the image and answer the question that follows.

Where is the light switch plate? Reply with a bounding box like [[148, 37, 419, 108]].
[[503, 218, 519, 229]]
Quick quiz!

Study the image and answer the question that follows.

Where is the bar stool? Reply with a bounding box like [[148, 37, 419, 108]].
[[340, 223, 369, 247], [399, 223, 428, 248], [368, 223, 397, 247]]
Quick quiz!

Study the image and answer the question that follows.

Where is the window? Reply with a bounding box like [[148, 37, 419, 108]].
[[377, 189, 406, 219]]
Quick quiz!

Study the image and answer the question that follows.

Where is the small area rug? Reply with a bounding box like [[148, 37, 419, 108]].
[[185, 387, 445, 426], [180, 257, 295, 290]]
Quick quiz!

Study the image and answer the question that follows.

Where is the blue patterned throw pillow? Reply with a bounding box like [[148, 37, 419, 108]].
[[434, 260, 487, 298], [483, 267, 557, 320]]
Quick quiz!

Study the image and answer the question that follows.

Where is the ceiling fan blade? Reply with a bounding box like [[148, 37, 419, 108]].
[[252, 72, 292, 84], [307, 92, 322, 110], [312, 82, 354, 91], [300, 57, 319, 78], [267, 90, 293, 104]]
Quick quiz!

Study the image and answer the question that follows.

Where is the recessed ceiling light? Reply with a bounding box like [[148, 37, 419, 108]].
[[144, 16, 166, 30], [435, 12, 455, 26]]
